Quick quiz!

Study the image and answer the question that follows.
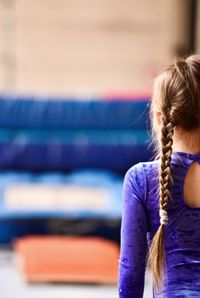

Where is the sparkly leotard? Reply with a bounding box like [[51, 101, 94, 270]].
[[118, 151, 200, 297]]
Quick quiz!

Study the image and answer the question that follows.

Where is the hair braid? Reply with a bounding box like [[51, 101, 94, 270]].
[[159, 116, 174, 212], [147, 110, 174, 290]]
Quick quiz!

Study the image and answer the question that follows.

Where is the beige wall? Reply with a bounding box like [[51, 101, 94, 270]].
[[0, 0, 190, 96]]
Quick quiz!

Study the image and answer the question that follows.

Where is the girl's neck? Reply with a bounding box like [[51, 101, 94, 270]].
[[172, 129, 200, 154]]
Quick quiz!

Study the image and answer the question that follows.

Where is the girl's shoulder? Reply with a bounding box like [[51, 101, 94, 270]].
[[126, 160, 159, 183], [124, 160, 159, 204]]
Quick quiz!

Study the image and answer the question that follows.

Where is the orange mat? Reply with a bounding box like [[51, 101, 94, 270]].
[[15, 236, 119, 284]]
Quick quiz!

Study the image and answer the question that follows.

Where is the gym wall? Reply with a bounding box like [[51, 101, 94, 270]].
[[0, 0, 190, 96]]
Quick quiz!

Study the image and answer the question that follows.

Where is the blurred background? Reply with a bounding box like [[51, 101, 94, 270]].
[[0, 0, 199, 297]]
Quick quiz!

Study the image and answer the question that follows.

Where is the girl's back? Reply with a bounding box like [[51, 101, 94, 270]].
[[118, 151, 200, 297], [146, 151, 200, 297]]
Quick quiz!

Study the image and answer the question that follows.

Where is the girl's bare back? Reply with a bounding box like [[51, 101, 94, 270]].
[[184, 161, 200, 208]]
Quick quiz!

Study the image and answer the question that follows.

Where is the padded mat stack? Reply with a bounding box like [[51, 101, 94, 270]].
[[0, 96, 150, 173], [15, 236, 119, 284], [0, 95, 150, 244], [0, 169, 122, 243]]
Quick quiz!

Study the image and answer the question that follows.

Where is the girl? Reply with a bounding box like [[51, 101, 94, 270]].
[[118, 54, 200, 297]]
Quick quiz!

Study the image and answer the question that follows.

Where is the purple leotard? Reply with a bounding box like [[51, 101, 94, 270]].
[[118, 151, 200, 297]]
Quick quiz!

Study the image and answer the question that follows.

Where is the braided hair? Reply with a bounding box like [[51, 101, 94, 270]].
[[147, 55, 200, 290], [148, 112, 174, 289]]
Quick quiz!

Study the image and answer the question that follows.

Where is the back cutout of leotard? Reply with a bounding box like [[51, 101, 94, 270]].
[[183, 161, 200, 208]]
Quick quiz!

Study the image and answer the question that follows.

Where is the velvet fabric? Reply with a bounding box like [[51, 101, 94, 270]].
[[118, 151, 200, 297]]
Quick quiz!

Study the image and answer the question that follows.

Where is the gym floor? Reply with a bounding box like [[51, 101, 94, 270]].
[[0, 248, 152, 298]]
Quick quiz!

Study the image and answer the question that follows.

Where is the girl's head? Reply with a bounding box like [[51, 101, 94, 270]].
[[148, 54, 200, 289], [152, 55, 200, 143]]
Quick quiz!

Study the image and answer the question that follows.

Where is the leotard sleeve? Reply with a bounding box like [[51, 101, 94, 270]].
[[118, 163, 148, 298]]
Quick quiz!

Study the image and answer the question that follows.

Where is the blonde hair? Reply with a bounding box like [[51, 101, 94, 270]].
[[147, 54, 200, 290]]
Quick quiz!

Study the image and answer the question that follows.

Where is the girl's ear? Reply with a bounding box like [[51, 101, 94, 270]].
[[155, 111, 162, 127]]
